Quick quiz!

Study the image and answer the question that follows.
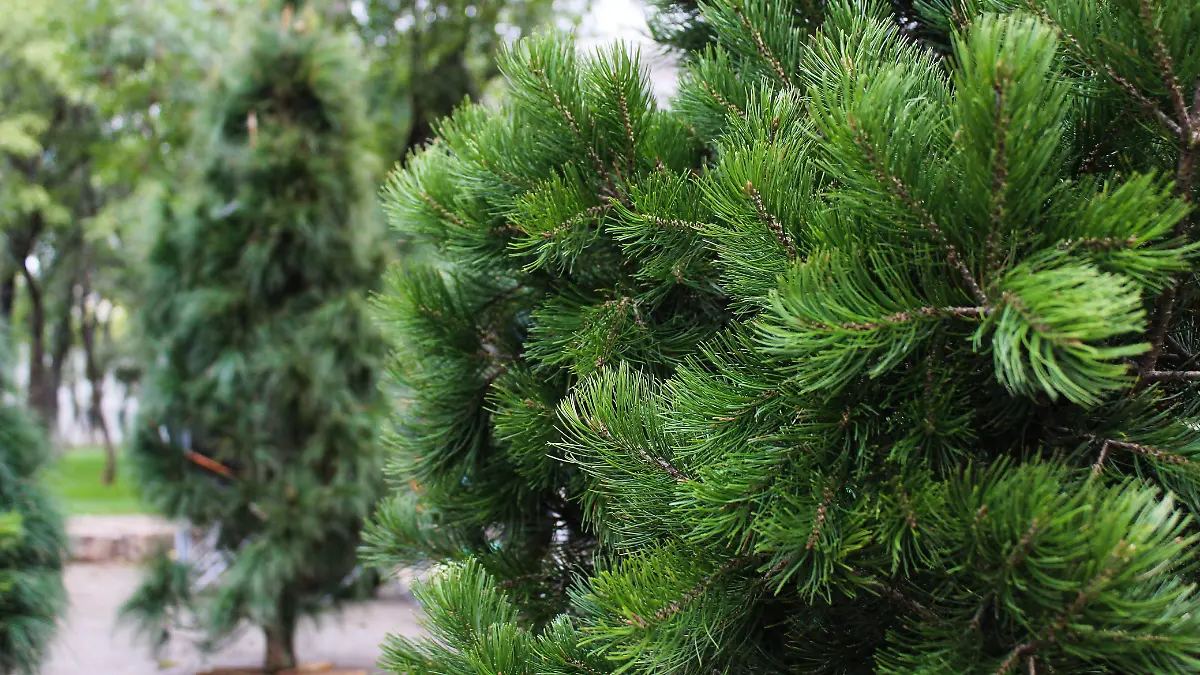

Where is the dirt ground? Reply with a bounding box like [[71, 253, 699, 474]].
[[45, 563, 424, 675]]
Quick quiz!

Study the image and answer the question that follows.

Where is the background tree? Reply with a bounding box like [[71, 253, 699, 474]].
[[0, 0, 247, 482], [121, 6, 388, 672], [327, 0, 580, 162], [368, 0, 1200, 673], [1, 0, 576, 470], [0, 331, 66, 675]]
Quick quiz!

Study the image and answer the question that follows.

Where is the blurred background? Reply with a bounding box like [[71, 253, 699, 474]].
[[0, 0, 674, 672]]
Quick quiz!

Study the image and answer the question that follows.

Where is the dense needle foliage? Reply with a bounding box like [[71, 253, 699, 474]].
[[369, 0, 1200, 672], [0, 336, 65, 675], [123, 7, 388, 671]]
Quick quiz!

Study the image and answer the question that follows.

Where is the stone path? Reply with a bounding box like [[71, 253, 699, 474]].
[[44, 564, 424, 675]]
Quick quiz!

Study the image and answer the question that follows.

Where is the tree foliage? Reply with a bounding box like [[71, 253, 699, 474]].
[[370, 0, 1200, 673], [0, 0, 248, 463], [0, 334, 65, 675], [121, 7, 388, 671]]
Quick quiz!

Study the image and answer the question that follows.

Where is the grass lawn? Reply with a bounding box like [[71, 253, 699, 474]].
[[43, 446, 146, 515]]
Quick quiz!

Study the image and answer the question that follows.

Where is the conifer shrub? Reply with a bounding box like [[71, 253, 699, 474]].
[[369, 1, 1200, 672]]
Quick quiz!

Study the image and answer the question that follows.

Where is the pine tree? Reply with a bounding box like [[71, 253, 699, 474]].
[[369, 0, 1200, 673], [122, 7, 388, 672], [0, 333, 65, 675]]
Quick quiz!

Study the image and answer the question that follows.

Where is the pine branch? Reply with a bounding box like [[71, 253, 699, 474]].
[[848, 118, 989, 305], [994, 642, 1041, 675], [1022, 1, 1183, 139], [994, 564, 1119, 675], [528, 58, 610, 181], [1087, 435, 1191, 466], [1006, 519, 1041, 570], [1137, 286, 1177, 384], [808, 306, 985, 333], [879, 581, 938, 624], [1055, 236, 1140, 251], [1194, 77, 1200, 127], [650, 215, 707, 230], [744, 180, 796, 260], [419, 191, 466, 228], [1162, 335, 1199, 373], [969, 594, 992, 633], [699, 80, 745, 119], [1136, 144, 1194, 380], [1139, 0, 1192, 140], [985, 80, 1011, 280], [923, 332, 945, 433], [479, 157, 538, 189], [616, 88, 637, 177], [805, 487, 834, 550], [731, 2, 790, 84], [848, 567, 941, 623], [637, 445, 688, 482], [527, 204, 612, 240], [636, 557, 750, 625]]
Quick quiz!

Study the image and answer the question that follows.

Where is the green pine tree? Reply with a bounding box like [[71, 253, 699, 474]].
[[122, 7, 388, 672], [0, 333, 66, 675], [369, 0, 1200, 673]]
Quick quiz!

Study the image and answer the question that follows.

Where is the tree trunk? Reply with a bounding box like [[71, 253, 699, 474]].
[[21, 259, 52, 425], [46, 297, 72, 426], [79, 257, 117, 484], [264, 592, 298, 673], [263, 621, 297, 673], [0, 267, 16, 323]]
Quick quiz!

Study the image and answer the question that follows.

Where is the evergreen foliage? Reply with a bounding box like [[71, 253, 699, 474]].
[[123, 7, 387, 671], [371, 0, 1200, 672], [0, 334, 66, 675]]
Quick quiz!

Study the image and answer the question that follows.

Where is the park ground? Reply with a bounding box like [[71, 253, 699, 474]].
[[44, 448, 422, 674]]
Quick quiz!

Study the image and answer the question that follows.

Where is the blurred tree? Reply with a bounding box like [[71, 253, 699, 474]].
[[328, 0, 580, 161], [0, 0, 245, 481], [120, 6, 388, 671]]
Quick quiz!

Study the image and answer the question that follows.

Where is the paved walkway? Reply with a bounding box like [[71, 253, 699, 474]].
[[45, 563, 424, 675]]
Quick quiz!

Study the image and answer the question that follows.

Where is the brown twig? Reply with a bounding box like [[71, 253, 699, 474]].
[[1088, 435, 1191, 466], [1143, 369, 1200, 381], [1091, 440, 1112, 477]]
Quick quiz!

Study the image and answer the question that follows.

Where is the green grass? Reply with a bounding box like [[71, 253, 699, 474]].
[[42, 446, 147, 515]]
